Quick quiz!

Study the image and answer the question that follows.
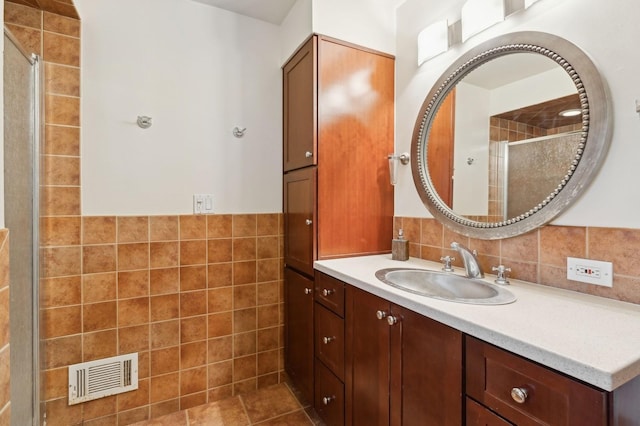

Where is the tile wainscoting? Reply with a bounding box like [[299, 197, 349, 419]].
[[41, 213, 284, 425]]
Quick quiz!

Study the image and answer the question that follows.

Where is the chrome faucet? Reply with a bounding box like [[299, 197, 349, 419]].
[[450, 242, 484, 279]]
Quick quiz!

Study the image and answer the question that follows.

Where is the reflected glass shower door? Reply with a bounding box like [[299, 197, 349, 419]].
[[4, 31, 41, 426]]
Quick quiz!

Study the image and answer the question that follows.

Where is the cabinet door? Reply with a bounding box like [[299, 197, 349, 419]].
[[284, 267, 314, 403], [316, 37, 394, 259], [389, 304, 463, 426], [283, 167, 316, 276], [283, 36, 316, 171], [345, 286, 390, 426]]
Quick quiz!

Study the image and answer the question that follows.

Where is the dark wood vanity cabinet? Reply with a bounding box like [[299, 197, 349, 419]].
[[283, 268, 314, 404], [346, 285, 463, 426], [314, 272, 346, 425], [465, 336, 640, 426]]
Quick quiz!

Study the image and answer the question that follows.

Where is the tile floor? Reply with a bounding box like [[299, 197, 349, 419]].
[[132, 383, 322, 425]]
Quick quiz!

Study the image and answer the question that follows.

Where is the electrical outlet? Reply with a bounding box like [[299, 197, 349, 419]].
[[566, 257, 613, 287]]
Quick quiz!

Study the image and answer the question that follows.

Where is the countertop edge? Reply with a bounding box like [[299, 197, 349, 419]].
[[314, 255, 640, 392]]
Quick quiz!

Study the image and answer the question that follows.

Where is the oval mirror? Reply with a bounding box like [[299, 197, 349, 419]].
[[412, 31, 611, 239]]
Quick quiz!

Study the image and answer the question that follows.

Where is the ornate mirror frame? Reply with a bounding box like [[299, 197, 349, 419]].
[[411, 31, 612, 239]]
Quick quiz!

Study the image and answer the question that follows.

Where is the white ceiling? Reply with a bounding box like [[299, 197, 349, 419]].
[[190, 0, 298, 25]]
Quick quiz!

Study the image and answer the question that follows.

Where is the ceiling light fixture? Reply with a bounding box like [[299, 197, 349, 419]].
[[559, 109, 581, 117]]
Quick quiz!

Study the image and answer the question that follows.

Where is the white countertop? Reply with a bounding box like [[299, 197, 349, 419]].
[[314, 254, 640, 392]]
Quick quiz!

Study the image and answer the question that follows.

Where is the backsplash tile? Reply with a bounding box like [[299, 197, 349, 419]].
[[395, 216, 640, 305]]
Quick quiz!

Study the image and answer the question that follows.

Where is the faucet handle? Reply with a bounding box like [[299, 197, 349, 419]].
[[440, 256, 455, 272], [492, 265, 511, 285]]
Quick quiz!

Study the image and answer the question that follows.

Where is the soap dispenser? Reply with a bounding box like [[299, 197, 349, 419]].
[[392, 229, 409, 261]]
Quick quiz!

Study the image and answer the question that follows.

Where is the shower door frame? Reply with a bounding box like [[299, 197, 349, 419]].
[[3, 28, 42, 426]]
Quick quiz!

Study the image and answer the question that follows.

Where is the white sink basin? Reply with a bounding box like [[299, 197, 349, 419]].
[[375, 268, 516, 305]]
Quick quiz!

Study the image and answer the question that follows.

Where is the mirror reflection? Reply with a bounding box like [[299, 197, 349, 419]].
[[427, 53, 582, 223]]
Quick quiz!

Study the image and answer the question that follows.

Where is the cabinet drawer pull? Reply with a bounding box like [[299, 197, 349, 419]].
[[511, 387, 529, 404], [322, 395, 335, 405], [305, 219, 313, 226], [376, 310, 388, 320], [387, 315, 398, 326], [322, 288, 334, 297], [305, 151, 313, 158], [304, 287, 313, 295], [322, 336, 335, 344]]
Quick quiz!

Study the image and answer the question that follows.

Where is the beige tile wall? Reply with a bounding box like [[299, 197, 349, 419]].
[[0, 230, 10, 424], [41, 214, 284, 425], [6, 3, 285, 425], [395, 217, 640, 305]]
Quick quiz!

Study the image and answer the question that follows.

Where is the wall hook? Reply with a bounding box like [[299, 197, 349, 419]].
[[233, 126, 247, 138], [137, 116, 152, 129]]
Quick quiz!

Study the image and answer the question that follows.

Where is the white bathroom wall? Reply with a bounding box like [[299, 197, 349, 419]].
[[311, 0, 398, 55], [76, 0, 283, 215], [280, 0, 312, 65], [452, 82, 489, 215], [395, 0, 640, 228]]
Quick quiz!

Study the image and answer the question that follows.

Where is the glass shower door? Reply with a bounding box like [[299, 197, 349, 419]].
[[3, 30, 41, 426]]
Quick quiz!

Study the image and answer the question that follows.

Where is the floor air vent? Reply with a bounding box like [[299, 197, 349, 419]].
[[68, 353, 138, 405]]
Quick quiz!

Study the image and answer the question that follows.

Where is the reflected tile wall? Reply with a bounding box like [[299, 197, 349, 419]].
[[395, 217, 640, 305], [41, 214, 284, 425]]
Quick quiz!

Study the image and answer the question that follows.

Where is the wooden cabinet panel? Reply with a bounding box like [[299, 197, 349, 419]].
[[316, 37, 394, 260], [345, 287, 463, 426], [426, 88, 455, 207], [345, 286, 391, 426], [466, 336, 607, 426], [283, 167, 316, 276], [389, 304, 462, 426], [315, 360, 345, 426], [284, 267, 314, 403], [466, 398, 514, 426], [283, 37, 316, 172], [315, 304, 345, 382], [315, 271, 345, 316]]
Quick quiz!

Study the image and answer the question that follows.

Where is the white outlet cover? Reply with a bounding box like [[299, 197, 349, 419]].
[[567, 257, 613, 287]]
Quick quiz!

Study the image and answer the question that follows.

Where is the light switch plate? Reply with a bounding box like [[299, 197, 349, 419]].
[[567, 257, 613, 287], [193, 194, 214, 214]]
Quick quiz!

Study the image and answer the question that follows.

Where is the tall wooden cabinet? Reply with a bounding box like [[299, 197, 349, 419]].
[[282, 34, 395, 415]]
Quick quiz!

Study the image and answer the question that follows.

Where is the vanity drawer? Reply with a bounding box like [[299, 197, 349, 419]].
[[315, 272, 345, 316], [466, 397, 513, 426], [315, 303, 344, 381], [315, 360, 345, 426], [465, 336, 607, 426]]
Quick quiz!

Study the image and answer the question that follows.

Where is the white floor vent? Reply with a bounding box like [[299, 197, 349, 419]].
[[68, 353, 138, 405]]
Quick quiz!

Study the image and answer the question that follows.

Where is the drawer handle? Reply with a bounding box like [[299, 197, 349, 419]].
[[305, 151, 313, 158], [387, 315, 398, 326], [322, 336, 335, 344], [322, 288, 334, 297], [511, 387, 529, 404], [304, 287, 312, 295], [305, 219, 313, 226], [376, 310, 388, 320], [322, 395, 335, 405]]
